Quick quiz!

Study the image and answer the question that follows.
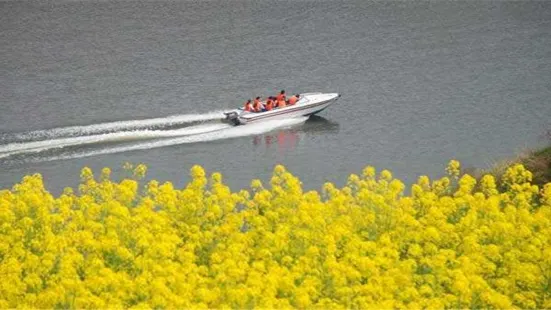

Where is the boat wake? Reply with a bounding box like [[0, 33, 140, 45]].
[[0, 111, 307, 163], [0, 123, 231, 158], [3, 110, 227, 142]]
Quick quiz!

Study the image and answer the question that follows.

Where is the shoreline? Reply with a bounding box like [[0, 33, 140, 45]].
[[470, 144, 551, 188]]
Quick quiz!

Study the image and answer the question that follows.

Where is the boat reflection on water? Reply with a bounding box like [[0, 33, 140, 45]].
[[299, 115, 340, 133], [252, 116, 340, 150], [253, 131, 299, 149]]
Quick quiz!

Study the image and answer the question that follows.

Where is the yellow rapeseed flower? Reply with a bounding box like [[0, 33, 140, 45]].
[[0, 160, 548, 309]]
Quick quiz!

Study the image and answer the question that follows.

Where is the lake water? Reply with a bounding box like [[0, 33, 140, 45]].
[[1, 0, 550, 193]]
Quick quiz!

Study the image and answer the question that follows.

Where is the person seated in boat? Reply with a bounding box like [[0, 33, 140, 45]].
[[244, 99, 253, 112], [253, 96, 264, 112], [277, 97, 286, 108], [270, 96, 277, 107], [287, 94, 300, 105], [276, 90, 286, 102], [265, 97, 274, 111], [253, 96, 261, 106], [269, 96, 277, 109]]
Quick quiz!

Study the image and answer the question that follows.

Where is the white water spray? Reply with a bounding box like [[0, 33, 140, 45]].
[[0, 123, 231, 158], [7, 111, 226, 141], [28, 117, 308, 162]]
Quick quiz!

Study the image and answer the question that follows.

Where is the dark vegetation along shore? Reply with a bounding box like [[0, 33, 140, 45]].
[[470, 139, 551, 189]]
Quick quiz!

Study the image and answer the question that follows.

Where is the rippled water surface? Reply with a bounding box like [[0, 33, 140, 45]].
[[1, 1, 551, 192]]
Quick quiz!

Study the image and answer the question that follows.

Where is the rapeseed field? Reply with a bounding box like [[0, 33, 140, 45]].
[[0, 161, 549, 309]]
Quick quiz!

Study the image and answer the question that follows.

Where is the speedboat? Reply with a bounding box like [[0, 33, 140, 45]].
[[223, 92, 341, 125]]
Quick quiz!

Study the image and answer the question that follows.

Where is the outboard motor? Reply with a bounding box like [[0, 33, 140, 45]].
[[223, 111, 241, 126]]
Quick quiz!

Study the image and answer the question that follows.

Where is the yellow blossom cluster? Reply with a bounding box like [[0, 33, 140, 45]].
[[0, 161, 550, 309]]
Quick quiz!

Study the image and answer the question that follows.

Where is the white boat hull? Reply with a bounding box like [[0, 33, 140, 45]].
[[224, 93, 340, 125]]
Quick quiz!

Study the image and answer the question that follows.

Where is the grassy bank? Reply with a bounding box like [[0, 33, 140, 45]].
[[527, 145, 551, 185], [471, 144, 551, 188]]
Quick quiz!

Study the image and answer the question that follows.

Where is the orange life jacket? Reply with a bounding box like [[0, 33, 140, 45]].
[[276, 93, 286, 102], [278, 99, 286, 108], [265, 100, 273, 111], [253, 101, 263, 112], [244, 102, 252, 112], [288, 96, 298, 105]]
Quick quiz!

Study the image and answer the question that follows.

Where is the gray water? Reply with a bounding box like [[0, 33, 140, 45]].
[[1, 0, 551, 194]]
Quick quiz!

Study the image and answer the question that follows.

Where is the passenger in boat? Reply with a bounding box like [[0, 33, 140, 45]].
[[276, 90, 286, 102], [270, 96, 277, 107], [269, 96, 277, 108], [253, 96, 261, 106], [244, 99, 253, 112], [265, 98, 273, 111], [277, 98, 286, 108], [253, 97, 264, 112], [287, 94, 300, 105]]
